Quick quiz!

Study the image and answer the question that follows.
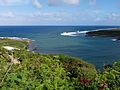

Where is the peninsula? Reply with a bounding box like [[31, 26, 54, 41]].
[[86, 28, 120, 40]]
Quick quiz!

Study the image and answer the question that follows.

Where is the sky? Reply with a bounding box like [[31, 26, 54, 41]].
[[0, 0, 120, 25]]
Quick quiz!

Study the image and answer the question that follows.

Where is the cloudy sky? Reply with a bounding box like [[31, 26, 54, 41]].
[[0, 0, 120, 25]]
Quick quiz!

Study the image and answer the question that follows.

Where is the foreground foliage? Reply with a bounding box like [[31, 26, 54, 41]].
[[0, 39, 120, 90], [0, 48, 97, 90]]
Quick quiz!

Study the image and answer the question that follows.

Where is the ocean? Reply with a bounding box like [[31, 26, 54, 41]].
[[0, 26, 120, 69]]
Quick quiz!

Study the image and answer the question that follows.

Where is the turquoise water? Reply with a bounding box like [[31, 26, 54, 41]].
[[0, 26, 120, 69]]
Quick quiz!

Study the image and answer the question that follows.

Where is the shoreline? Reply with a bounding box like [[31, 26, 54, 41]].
[[0, 37, 36, 51], [0, 37, 32, 42]]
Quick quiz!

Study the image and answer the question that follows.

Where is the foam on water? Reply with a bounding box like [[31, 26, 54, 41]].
[[112, 39, 117, 41], [61, 30, 89, 36], [0, 37, 34, 41], [78, 30, 89, 34]]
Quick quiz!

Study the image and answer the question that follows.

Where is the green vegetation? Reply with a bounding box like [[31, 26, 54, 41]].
[[0, 38, 29, 49], [86, 29, 120, 37], [0, 38, 120, 90]]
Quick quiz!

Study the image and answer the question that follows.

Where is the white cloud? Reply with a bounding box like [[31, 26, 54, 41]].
[[48, 0, 60, 5], [95, 17, 102, 21], [93, 12, 120, 22], [89, 0, 96, 5], [32, 0, 42, 10], [31, 11, 68, 19], [32, 12, 54, 17], [109, 13, 120, 20], [47, 0, 97, 6], [0, 0, 29, 5], [0, 12, 15, 18], [63, 0, 80, 5], [0, 11, 120, 25], [0, 0, 42, 11], [111, 13, 119, 17]]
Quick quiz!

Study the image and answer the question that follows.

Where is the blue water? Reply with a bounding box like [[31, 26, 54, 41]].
[[0, 26, 120, 69]]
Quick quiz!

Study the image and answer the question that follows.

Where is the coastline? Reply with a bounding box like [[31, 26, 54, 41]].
[[0, 37, 36, 51], [0, 36, 120, 89]]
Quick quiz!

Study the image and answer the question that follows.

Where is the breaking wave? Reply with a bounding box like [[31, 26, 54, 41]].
[[60, 30, 89, 37], [111, 39, 117, 42]]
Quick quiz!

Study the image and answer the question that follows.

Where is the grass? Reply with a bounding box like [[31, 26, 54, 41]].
[[0, 39, 29, 49]]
